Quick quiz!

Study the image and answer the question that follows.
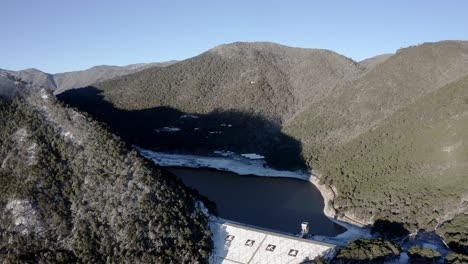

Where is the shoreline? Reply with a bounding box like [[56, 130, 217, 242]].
[[139, 148, 452, 256], [137, 148, 372, 241], [309, 172, 370, 227]]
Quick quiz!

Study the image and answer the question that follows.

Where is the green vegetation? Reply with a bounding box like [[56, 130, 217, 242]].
[[93, 42, 361, 122], [407, 246, 442, 263], [294, 73, 468, 230], [332, 238, 401, 263], [436, 214, 468, 254], [0, 86, 212, 263], [446, 252, 468, 264]]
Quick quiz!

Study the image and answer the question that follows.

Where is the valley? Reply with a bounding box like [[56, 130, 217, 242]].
[[1, 40, 467, 263]]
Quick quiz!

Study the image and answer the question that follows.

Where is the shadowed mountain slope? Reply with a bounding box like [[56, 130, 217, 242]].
[[58, 86, 307, 170], [92, 42, 364, 123]]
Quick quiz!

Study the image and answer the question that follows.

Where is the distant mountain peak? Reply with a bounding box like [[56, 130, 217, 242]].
[[18, 68, 47, 74], [3, 61, 176, 94]]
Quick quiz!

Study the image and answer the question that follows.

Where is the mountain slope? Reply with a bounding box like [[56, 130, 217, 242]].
[[94, 42, 364, 122], [358, 54, 392, 71], [286, 41, 468, 151], [0, 73, 212, 263], [310, 73, 468, 229], [3, 68, 56, 90], [53, 62, 176, 94], [2, 61, 175, 94]]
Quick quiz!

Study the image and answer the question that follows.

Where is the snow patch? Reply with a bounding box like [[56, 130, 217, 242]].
[[213, 150, 235, 157], [39, 88, 50, 100], [180, 114, 199, 119], [195, 201, 210, 217], [311, 220, 373, 247], [136, 147, 309, 179], [241, 153, 265, 160], [6, 199, 44, 235], [154, 127, 181, 133], [26, 142, 39, 166], [422, 243, 440, 251], [220, 124, 232, 127], [62, 131, 74, 140], [14, 128, 28, 143], [209, 131, 222, 134], [442, 141, 462, 153]]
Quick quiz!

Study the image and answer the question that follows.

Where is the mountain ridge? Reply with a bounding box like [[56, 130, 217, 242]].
[[2, 61, 176, 94]]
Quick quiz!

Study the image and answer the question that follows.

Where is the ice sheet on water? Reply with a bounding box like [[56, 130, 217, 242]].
[[154, 127, 181, 133], [241, 153, 265, 159], [136, 147, 309, 179]]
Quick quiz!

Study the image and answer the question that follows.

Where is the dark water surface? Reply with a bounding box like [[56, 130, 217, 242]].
[[169, 167, 346, 237]]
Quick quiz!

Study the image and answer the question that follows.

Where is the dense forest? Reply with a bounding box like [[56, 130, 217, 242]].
[[0, 75, 212, 263]]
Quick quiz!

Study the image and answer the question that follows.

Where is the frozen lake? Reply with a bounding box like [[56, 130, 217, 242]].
[[169, 167, 346, 237]]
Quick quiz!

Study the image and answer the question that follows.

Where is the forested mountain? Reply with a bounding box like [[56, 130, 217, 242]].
[[284, 41, 468, 231], [59, 41, 468, 237], [91, 42, 364, 123], [0, 73, 212, 263], [1, 61, 175, 94]]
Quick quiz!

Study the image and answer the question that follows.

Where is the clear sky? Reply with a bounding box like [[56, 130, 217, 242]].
[[2, 0, 467, 73]]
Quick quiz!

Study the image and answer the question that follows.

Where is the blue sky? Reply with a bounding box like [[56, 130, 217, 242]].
[[2, 0, 467, 73]]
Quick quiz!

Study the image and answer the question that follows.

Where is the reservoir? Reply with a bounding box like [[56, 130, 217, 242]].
[[169, 167, 346, 237]]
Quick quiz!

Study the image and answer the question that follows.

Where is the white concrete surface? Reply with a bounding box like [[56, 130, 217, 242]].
[[210, 221, 335, 264]]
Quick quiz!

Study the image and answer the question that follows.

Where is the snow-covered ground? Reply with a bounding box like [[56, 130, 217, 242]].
[[180, 114, 199, 119], [137, 147, 310, 179], [213, 150, 235, 157], [311, 220, 373, 247], [154, 127, 181, 133], [240, 153, 265, 160], [209, 220, 335, 264]]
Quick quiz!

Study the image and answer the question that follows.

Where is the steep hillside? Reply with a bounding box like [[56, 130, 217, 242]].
[[437, 214, 468, 255], [310, 74, 468, 230], [2, 68, 56, 90], [286, 41, 468, 151], [3, 61, 175, 94], [358, 54, 393, 71], [0, 73, 212, 263], [94, 42, 363, 122], [53, 62, 176, 94]]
